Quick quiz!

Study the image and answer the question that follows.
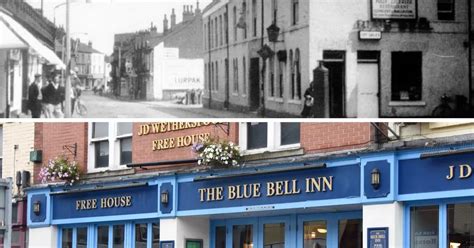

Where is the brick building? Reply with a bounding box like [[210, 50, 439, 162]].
[[8, 121, 473, 248], [203, 0, 470, 118]]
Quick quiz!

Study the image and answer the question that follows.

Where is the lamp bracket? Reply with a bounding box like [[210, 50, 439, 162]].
[[63, 143, 78, 159]]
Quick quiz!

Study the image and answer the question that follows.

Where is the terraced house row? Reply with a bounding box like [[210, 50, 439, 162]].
[[203, 0, 473, 117], [0, 122, 474, 247]]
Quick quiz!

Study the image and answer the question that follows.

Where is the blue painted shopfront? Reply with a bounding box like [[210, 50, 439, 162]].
[[25, 143, 474, 248]]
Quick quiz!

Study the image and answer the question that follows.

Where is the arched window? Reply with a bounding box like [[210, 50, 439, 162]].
[[252, 0, 257, 37], [219, 15, 223, 46], [292, 0, 299, 25], [215, 17, 218, 47], [233, 6, 238, 41], [210, 20, 214, 48], [242, 0, 247, 39], [243, 56, 247, 95]]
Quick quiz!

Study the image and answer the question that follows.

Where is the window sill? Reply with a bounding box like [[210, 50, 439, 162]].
[[268, 97, 284, 103], [389, 101, 426, 107], [242, 146, 303, 162], [288, 99, 302, 105]]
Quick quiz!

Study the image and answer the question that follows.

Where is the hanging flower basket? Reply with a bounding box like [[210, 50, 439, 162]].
[[192, 139, 242, 168], [39, 155, 81, 186]]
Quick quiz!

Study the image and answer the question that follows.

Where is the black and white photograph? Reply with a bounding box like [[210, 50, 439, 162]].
[[0, 0, 473, 118]]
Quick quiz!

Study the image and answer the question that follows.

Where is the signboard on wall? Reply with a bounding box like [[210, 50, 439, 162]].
[[368, 228, 388, 248], [162, 59, 204, 90], [178, 164, 361, 211], [371, 0, 417, 19], [399, 153, 474, 195], [52, 184, 158, 220]]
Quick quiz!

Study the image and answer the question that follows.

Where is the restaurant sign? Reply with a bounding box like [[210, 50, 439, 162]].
[[371, 0, 417, 20], [178, 164, 360, 211]]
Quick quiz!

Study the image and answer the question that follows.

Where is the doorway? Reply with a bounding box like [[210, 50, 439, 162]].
[[249, 57, 260, 110], [356, 51, 380, 118], [323, 51, 346, 118]]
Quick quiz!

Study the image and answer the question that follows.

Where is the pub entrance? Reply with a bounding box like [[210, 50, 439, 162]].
[[323, 51, 346, 118], [211, 212, 362, 248]]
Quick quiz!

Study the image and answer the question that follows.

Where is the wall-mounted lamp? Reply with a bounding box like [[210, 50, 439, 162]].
[[161, 191, 169, 205], [371, 168, 381, 190], [33, 201, 41, 216]]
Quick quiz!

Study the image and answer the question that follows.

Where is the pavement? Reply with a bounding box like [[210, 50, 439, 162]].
[[81, 91, 258, 118]]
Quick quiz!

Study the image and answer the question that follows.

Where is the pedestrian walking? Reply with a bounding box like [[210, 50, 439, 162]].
[[301, 81, 315, 118], [42, 71, 65, 118], [27, 74, 43, 118]]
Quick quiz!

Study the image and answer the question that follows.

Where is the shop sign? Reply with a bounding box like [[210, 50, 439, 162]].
[[359, 31, 382, 40], [52, 185, 158, 220], [137, 122, 218, 151], [178, 164, 360, 211], [371, 0, 417, 20], [399, 153, 474, 195], [368, 228, 388, 248]]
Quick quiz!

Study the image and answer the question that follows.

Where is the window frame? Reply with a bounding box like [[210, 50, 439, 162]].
[[88, 122, 132, 173], [437, 0, 455, 21], [239, 122, 301, 155]]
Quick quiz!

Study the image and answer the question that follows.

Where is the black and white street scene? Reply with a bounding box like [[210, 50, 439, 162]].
[[1, 0, 473, 118]]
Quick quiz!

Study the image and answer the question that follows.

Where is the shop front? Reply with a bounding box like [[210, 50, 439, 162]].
[[398, 150, 474, 248]]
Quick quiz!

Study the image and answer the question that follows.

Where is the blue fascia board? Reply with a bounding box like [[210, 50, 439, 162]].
[[176, 197, 363, 217], [51, 212, 161, 225], [398, 189, 474, 202]]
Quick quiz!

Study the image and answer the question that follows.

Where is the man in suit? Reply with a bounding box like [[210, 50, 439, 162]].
[[42, 71, 65, 118], [27, 74, 43, 118]]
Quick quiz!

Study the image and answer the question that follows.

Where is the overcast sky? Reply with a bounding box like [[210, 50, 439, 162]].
[[25, 0, 212, 55]]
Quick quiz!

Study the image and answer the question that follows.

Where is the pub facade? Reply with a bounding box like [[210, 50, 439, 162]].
[[23, 122, 474, 248]]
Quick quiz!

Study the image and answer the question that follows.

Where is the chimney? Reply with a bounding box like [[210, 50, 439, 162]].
[[88, 41, 92, 47], [190, 5, 194, 15], [195, 1, 201, 15], [163, 14, 169, 33], [171, 8, 176, 29]]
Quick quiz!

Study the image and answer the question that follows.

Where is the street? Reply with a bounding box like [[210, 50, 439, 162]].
[[80, 91, 257, 118]]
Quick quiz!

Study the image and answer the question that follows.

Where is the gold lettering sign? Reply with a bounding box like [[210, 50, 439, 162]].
[[198, 176, 334, 203], [446, 164, 472, 180], [76, 196, 132, 211], [138, 122, 218, 136], [152, 133, 211, 151]]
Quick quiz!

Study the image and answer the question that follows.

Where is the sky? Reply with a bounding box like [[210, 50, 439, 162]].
[[25, 0, 212, 55]]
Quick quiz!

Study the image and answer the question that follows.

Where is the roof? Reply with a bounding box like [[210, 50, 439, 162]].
[[77, 42, 102, 54]]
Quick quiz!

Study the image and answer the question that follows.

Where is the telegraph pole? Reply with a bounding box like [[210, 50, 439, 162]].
[[65, 0, 72, 118]]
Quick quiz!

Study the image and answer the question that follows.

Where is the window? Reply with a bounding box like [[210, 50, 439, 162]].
[[252, 0, 257, 37], [278, 58, 284, 98], [243, 57, 247, 95], [135, 223, 148, 248], [447, 203, 474, 248], [304, 221, 327, 248], [410, 206, 439, 248], [216, 62, 219, 91], [97, 226, 109, 248], [269, 55, 275, 97], [210, 20, 214, 48], [272, 0, 278, 24], [215, 17, 219, 47], [242, 1, 247, 39], [264, 223, 285, 248], [391, 52, 422, 101], [233, 225, 253, 248], [289, 50, 295, 100], [240, 123, 300, 152], [233, 58, 239, 93], [438, 0, 455, 20], [220, 15, 223, 46], [152, 223, 160, 248], [339, 219, 362, 248], [216, 226, 226, 248], [292, 0, 299, 25], [224, 13, 229, 44], [62, 228, 73, 248], [113, 225, 125, 248], [233, 6, 238, 41], [77, 227, 87, 248], [89, 122, 133, 172], [211, 63, 214, 91], [294, 49, 302, 100], [204, 24, 207, 50]]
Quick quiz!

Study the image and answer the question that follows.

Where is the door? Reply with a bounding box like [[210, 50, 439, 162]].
[[323, 51, 345, 118], [249, 57, 260, 110], [259, 217, 290, 248], [356, 51, 380, 118]]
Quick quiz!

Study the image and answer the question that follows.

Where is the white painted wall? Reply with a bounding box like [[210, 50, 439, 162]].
[[29, 226, 58, 248], [363, 202, 404, 248], [160, 217, 210, 248]]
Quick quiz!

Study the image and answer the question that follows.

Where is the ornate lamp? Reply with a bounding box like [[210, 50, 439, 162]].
[[371, 168, 381, 190], [267, 23, 281, 42]]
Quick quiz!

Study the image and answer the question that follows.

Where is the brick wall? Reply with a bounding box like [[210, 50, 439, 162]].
[[33, 123, 88, 184], [132, 122, 238, 171], [301, 123, 374, 153]]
